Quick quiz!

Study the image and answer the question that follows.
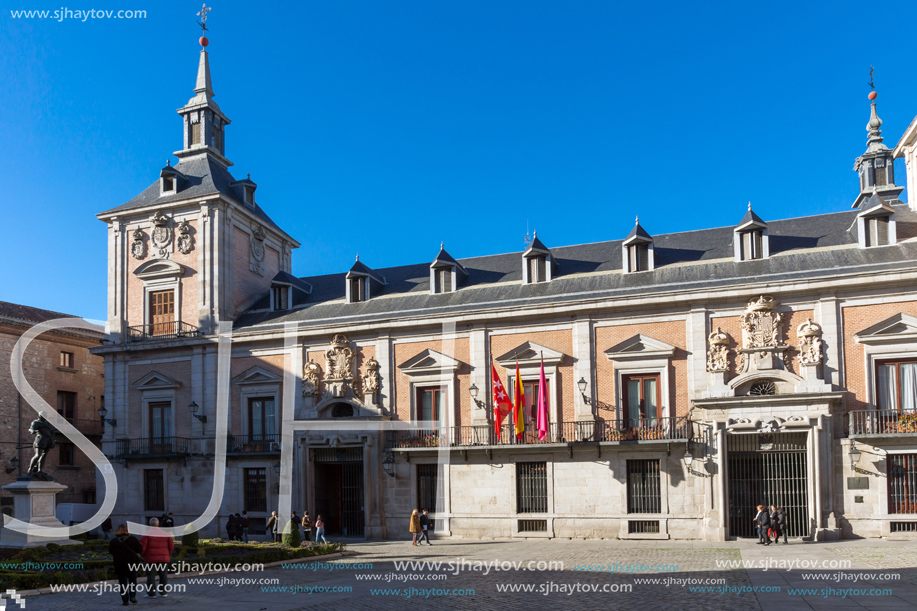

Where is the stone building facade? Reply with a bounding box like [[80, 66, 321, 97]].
[[0, 302, 104, 512], [92, 39, 917, 541]]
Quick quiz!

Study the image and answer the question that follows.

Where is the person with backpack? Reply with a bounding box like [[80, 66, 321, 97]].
[[754, 504, 771, 545], [241, 511, 250, 543], [776, 507, 788, 544], [109, 523, 143, 606], [301, 512, 313, 543]]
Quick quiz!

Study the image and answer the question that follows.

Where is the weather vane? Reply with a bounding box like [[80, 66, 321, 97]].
[[197, 3, 211, 33], [868, 66, 875, 90]]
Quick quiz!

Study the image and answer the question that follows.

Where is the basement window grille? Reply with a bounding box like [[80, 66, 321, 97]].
[[628, 520, 660, 534], [516, 462, 547, 513], [518, 519, 547, 533], [890, 522, 917, 533]]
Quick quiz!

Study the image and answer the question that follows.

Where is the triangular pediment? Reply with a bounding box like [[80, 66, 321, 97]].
[[495, 341, 565, 367], [855, 313, 917, 345], [132, 371, 182, 390], [604, 334, 676, 361], [232, 365, 282, 386], [398, 349, 461, 375]]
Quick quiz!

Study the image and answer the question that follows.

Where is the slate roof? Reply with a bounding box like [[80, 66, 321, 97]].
[[98, 154, 287, 237], [624, 221, 653, 243], [737, 207, 767, 228], [233, 203, 917, 331], [0, 301, 103, 339]]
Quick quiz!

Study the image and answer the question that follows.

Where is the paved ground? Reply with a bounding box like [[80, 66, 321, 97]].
[[11, 538, 917, 610]]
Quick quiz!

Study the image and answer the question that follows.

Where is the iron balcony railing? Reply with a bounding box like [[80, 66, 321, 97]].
[[849, 409, 917, 437], [226, 434, 282, 454], [114, 437, 192, 457], [387, 417, 690, 449], [127, 321, 201, 342]]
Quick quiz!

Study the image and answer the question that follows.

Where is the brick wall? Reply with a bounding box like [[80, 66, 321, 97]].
[[393, 338, 471, 425], [231, 225, 280, 317], [490, 330, 573, 421]]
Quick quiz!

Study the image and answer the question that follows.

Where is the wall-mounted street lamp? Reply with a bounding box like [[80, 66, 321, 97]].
[[468, 384, 486, 409], [98, 405, 117, 430], [273, 461, 281, 475], [5, 457, 19, 475], [683, 449, 694, 468], [849, 444, 861, 470], [189, 401, 207, 433], [577, 377, 613, 410], [382, 451, 395, 478]]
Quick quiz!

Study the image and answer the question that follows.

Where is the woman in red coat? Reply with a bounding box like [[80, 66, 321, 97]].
[[139, 517, 174, 598]]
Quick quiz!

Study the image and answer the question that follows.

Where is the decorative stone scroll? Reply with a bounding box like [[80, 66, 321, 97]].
[[797, 318, 824, 365], [302, 360, 322, 398], [740, 295, 784, 349], [249, 223, 266, 275], [177, 220, 193, 254], [706, 327, 731, 372], [324, 334, 355, 397], [362, 356, 381, 393], [130, 228, 145, 260], [150, 210, 173, 259]]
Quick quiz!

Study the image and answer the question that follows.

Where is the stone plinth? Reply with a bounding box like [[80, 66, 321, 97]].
[[0, 480, 82, 548]]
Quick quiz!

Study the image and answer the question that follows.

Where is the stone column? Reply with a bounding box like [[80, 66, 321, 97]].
[[572, 318, 593, 420], [469, 329, 489, 425]]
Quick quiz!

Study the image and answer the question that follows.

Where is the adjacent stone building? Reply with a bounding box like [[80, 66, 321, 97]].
[[91, 37, 917, 541], [0, 302, 104, 513]]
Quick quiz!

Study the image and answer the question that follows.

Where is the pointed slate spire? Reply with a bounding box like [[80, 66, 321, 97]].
[[852, 90, 902, 209]]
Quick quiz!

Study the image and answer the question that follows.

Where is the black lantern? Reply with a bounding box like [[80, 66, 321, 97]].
[[468, 383, 485, 409], [98, 405, 117, 429], [577, 377, 588, 394], [382, 451, 395, 478], [189, 401, 207, 428], [849, 444, 861, 470]]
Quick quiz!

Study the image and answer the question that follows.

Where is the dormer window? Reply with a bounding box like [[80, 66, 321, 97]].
[[527, 256, 547, 283], [244, 185, 255, 205], [159, 163, 183, 196], [434, 268, 453, 293], [856, 192, 897, 249], [738, 229, 763, 260], [429, 245, 466, 294], [349, 277, 367, 302], [622, 218, 654, 273], [733, 203, 769, 262], [272, 285, 289, 311], [162, 176, 174, 193]]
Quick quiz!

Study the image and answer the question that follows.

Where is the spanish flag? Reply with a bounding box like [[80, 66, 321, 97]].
[[513, 362, 525, 440]]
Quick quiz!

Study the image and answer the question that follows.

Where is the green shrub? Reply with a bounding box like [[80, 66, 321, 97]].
[[281, 520, 301, 548], [182, 528, 200, 550]]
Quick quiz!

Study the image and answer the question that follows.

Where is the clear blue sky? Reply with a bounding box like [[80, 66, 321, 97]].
[[3, 1, 917, 321]]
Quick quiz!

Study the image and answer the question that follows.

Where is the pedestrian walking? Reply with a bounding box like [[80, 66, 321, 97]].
[[266, 511, 279, 543], [418, 509, 432, 545], [226, 514, 238, 541], [291, 511, 301, 541], [241, 511, 250, 543], [161, 512, 174, 529], [769, 505, 779, 543], [139, 517, 174, 598], [301, 512, 313, 542], [234, 513, 243, 541], [776, 507, 788, 544], [754, 505, 771, 545], [109, 524, 142, 606], [101, 515, 113, 541], [315, 515, 327, 544], [409, 509, 422, 546]]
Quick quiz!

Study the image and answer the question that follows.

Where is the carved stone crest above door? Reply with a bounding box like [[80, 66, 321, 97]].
[[302, 360, 322, 397], [150, 211, 173, 259], [177, 220, 193, 254], [130, 228, 145, 260], [324, 334, 354, 397], [740, 295, 784, 349], [249, 223, 266, 275]]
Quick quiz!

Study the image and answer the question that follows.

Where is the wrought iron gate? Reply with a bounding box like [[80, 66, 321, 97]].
[[727, 432, 809, 538], [313, 447, 365, 537]]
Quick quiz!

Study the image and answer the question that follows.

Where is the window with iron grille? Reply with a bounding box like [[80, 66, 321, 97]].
[[143, 469, 165, 512], [416, 464, 443, 519], [248, 517, 267, 535], [888, 454, 917, 514], [516, 462, 548, 513], [627, 459, 661, 514], [244, 468, 267, 513]]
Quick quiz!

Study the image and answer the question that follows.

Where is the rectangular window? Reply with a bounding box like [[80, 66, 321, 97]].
[[416, 464, 443, 527], [516, 462, 548, 513], [416, 387, 446, 423], [60, 352, 74, 368], [622, 373, 660, 425], [190, 121, 202, 145], [876, 360, 917, 412], [149, 401, 172, 450], [162, 176, 174, 192], [741, 230, 763, 260], [434, 268, 452, 293], [244, 467, 267, 513], [249, 397, 276, 439], [272, 286, 289, 310], [527, 256, 547, 283], [143, 469, 165, 512], [149, 290, 175, 336], [626, 459, 661, 513], [888, 454, 917, 514], [349, 277, 366, 302], [629, 244, 649, 271], [58, 442, 75, 466], [519, 379, 550, 424], [866, 216, 890, 247], [57, 391, 76, 423], [244, 185, 255, 204]]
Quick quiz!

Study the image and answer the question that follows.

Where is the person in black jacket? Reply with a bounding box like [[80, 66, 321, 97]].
[[109, 524, 143, 606], [418, 509, 432, 545], [754, 505, 771, 545], [776, 507, 788, 544]]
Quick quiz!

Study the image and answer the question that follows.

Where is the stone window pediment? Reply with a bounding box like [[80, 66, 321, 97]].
[[132, 371, 182, 390], [399, 349, 461, 376], [232, 366, 282, 386], [495, 341, 564, 368], [604, 335, 676, 361], [134, 259, 184, 280], [855, 313, 917, 345]]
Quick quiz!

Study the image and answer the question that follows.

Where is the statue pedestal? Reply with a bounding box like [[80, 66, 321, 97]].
[[0, 481, 82, 548]]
